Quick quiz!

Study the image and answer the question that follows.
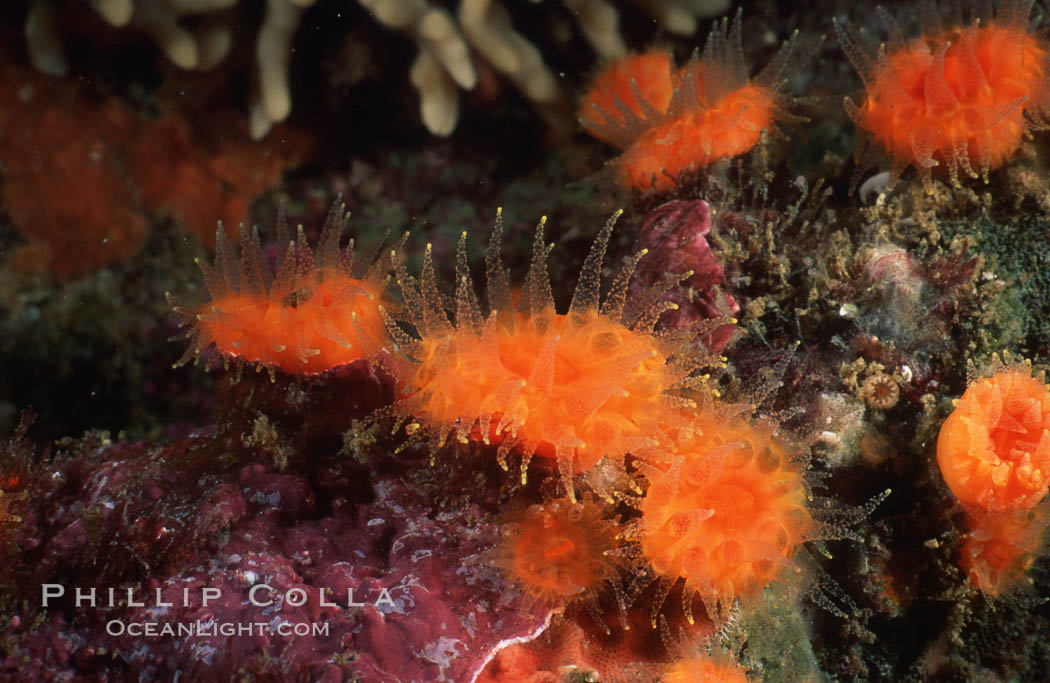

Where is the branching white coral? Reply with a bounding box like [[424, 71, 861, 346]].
[[251, 0, 317, 138], [459, 0, 562, 106], [23, 0, 731, 136], [130, 0, 239, 71], [358, 0, 476, 137], [89, 0, 133, 27], [24, 0, 67, 76], [563, 0, 626, 59], [632, 0, 730, 35]]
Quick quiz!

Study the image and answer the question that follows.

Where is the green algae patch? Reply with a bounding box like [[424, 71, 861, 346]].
[[938, 214, 1050, 356]]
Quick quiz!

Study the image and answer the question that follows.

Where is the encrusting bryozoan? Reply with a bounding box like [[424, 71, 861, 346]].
[[387, 209, 726, 502]]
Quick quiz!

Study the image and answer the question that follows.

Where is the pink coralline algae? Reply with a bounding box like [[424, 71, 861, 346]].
[[0, 361, 552, 681], [629, 200, 739, 353]]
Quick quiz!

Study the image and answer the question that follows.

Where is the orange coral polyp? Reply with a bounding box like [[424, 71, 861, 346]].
[[579, 13, 793, 192], [618, 83, 775, 192], [841, 1, 1050, 186], [662, 656, 749, 683], [173, 206, 394, 375], [497, 495, 620, 605], [638, 414, 812, 611], [936, 369, 1050, 512], [395, 211, 718, 501], [578, 51, 675, 143], [199, 275, 386, 374], [958, 508, 1047, 595]]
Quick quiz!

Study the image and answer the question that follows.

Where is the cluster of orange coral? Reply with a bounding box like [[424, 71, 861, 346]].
[[0, 63, 305, 279], [383, 212, 823, 652], [579, 12, 794, 192], [937, 366, 1050, 594], [482, 403, 812, 666], [838, 0, 1050, 187], [576, 3, 1050, 194], [177, 206, 820, 648]]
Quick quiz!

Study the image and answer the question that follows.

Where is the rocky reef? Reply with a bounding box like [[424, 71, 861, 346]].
[[1, 363, 554, 680], [2, 0, 1050, 681]]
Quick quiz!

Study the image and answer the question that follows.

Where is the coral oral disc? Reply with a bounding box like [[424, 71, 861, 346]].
[[497, 495, 620, 605], [937, 369, 1050, 512]]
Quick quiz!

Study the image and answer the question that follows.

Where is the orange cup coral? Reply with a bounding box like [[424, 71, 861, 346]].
[[496, 495, 623, 617], [661, 655, 749, 683], [936, 369, 1050, 512], [937, 365, 1050, 595], [579, 11, 797, 192], [171, 204, 397, 375], [391, 210, 721, 501], [633, 410, 812, 618], [837, 0, 1050, 188], [579, 51, 676, 144], [957, 507, 1048, 596]]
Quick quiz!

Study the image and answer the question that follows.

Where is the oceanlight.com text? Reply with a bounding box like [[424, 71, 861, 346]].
[[105, 620, 331, 638]]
